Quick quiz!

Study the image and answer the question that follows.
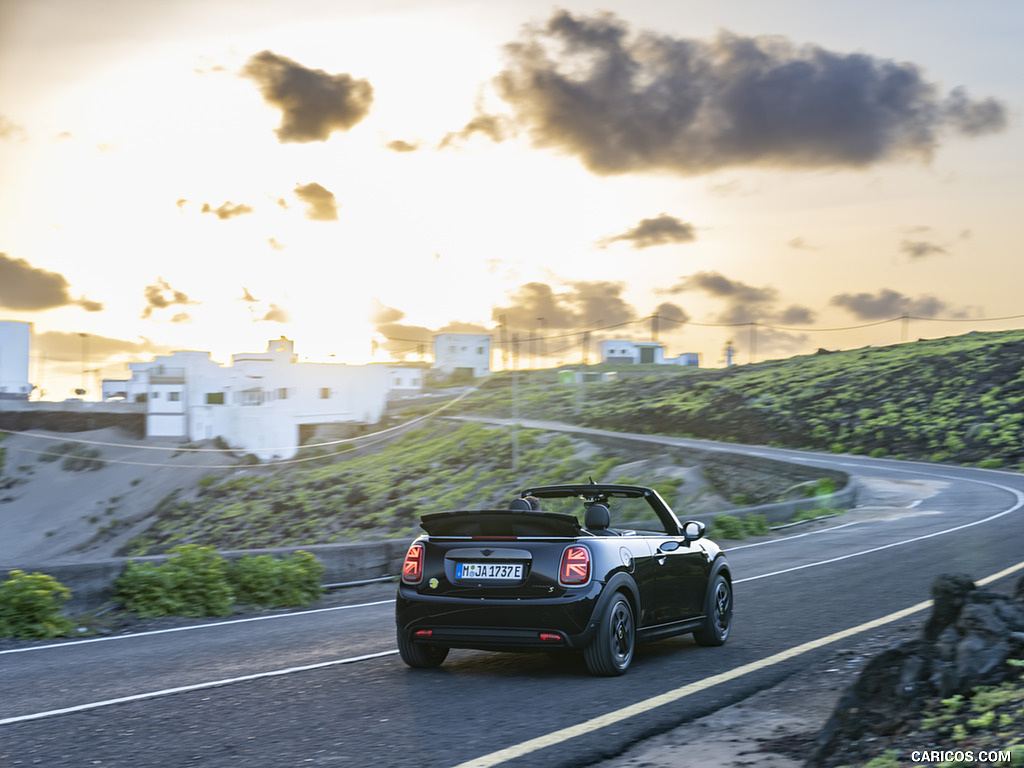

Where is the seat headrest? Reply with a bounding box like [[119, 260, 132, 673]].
[[585, 503, 610, 530], [508, 498, 532, 511]]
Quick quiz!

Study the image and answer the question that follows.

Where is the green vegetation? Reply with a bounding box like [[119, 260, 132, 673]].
[[34, 440, 104, 470], [229, 551, 324, 608], [708, 513, 769, 539], [895, 663, 1024, 768], [0, 570, 75, 639], [791, 507, 841, 523], [115, 545, 324, 618], [449, 329, 1024, 469], [119, 329, 1024, 557], [122, 422, 655, 555]]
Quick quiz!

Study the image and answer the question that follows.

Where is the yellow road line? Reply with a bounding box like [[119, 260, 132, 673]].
[[451, 559, 1024, 768]]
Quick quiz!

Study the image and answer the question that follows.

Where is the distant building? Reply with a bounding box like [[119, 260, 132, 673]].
[[386, 363, 429, 401], [599, 340, 699, 367], [0, 320, 32, 400], [121, 337, 392, 460], [433, 333, 491, 378]]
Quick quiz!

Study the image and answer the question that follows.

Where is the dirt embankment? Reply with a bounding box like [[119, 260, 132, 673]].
[[0, 428, 230, 565]]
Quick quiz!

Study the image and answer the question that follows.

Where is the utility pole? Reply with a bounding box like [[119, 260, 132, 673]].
[[511, 333, 520, 471], [537, 317, 546, 367], [78, 332, 89, 396], [652, 312, 659, 342], [498, 315, 509, 370]]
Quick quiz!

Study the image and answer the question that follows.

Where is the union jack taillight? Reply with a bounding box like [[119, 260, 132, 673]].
[[402, 542, 425, 585], [559, 545, 591, 586]]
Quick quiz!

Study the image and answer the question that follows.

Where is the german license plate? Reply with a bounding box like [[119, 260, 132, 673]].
[[456, 562, 523, 580]]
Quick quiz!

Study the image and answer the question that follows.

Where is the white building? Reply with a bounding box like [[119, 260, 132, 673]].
[[0, 320, 32, 400], [386, 363, 428, 401], [433, 333, 491, 378], [124, 338, 392, 460], [599, 340, 699, 367]]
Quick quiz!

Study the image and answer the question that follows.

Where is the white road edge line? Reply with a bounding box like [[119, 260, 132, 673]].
[[0, 650, 399, 726], [0, 599, 395, 655], [449, 558, 1024, 768]]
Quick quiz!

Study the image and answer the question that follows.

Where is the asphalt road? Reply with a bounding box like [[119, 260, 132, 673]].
[[3, 432, 1024, 768]]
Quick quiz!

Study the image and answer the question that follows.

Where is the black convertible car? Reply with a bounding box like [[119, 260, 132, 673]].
[[395, 483, 732, 676]]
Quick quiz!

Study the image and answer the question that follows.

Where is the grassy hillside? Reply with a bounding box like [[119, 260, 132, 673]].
[[120, 423, 692, 556], [122, 329, 1024, 555], [456, 329, 1024, 468]]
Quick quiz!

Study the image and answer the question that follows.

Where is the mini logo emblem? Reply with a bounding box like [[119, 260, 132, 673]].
[[429, 578, 439, 589]]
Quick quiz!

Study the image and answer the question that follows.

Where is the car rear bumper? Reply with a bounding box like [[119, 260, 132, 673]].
[[395, 582, 603, 651]]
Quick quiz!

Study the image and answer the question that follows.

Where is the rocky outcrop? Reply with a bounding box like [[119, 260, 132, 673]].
[[808, 573, 1024, 768]]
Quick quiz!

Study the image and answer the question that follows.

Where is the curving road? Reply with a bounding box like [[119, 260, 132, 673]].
[[3, 428, 1024, 768]]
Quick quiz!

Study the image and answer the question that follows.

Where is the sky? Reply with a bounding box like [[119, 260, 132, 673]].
[[1, 0, 1022, 400]]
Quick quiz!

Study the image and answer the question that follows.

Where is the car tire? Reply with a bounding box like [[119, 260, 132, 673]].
[[584, 593, 635, 676], [693, 571, 732, 647], [397, 630, 450, 668]]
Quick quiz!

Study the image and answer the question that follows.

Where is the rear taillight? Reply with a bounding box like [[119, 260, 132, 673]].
[[559, 545, 591, 586], [402, 542, 425, 584]]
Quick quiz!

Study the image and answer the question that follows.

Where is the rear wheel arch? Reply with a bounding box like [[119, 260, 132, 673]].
[[601, 571, 641, 618]]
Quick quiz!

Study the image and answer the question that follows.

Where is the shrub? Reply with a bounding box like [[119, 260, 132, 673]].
[[116, 545, 234, 618], [0, 570, 75, 639], [116, 546, 326, 618], [977, 458, 1004, 469], [813, 477, 836, 496], [791, 507, 839, 523], [229, 551, 324, 608], [742, 514, 769, 536], [710, 514, 746, 540], [37, 441, 75, 463], [61, 446, 104, 471]]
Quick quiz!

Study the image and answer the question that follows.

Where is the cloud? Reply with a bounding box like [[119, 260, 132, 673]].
[[241, 50, 373, 143], [33, 330, 170, 363], [0, 115, 26, 141], [653, 301, 690, 329], [598, 214, 696, 249], [830, 289, 962, 319], [666, 270, 816, 326], [370, 300, 489, 357], [240, 287, 258, 303], [294, 182, 339, 221], [487, 10, 1007, 176], [778, 305, 815, 325], [787, 237, 818, 250], [201, 201, 253, 220], [0, 252, 103, 312], [490, 281, 642, 335], [386, 139, 419, 153], [899, 239, 947, 260], [141, 278, 197, 319], [440, 113, 511, 148], [259, 303, 291, 323]]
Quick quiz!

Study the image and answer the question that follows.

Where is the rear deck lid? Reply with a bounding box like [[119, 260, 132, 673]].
[[419, 509, 582, 538]]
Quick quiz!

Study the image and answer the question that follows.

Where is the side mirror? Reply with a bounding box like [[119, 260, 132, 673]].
[[682, 521, 706, 542]]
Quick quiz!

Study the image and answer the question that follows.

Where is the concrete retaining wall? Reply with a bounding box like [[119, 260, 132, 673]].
[[12, 540, 411, 614]]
